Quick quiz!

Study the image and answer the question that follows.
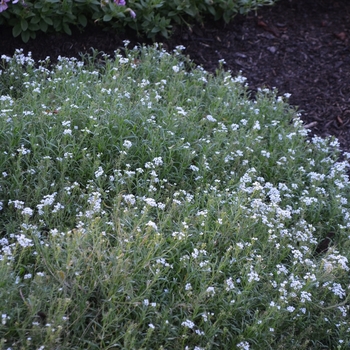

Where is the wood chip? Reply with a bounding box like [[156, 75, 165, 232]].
[[304, 121, 318, 129]]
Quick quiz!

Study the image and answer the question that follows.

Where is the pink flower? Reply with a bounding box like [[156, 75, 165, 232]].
[[128, 8, 136, 18], [114, 0, 126, 5], [0, 0, 10, 13]]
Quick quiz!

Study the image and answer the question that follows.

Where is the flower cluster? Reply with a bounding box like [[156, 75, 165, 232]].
[[0, 0, 18, 13]]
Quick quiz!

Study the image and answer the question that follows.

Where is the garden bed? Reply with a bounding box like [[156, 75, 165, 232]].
[[1, 0, 350, 151]]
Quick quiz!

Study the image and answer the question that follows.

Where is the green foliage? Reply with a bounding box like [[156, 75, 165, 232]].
[[1, 46, 350, 349], [0, 0, 279, 42]]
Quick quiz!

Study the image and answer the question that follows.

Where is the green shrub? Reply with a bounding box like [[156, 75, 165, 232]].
[[0, 0, 279, 42]]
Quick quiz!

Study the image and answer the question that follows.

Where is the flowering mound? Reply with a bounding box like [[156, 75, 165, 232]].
[[0, 45, 350, 349]]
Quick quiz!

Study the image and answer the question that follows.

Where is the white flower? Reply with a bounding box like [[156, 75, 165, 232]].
[[123, 140, 132, 149], [21, 207, 33, 216], [247, 267, 260, 283], [330, 282, 346, 299], [143, 197, 157, 207], [52, 203, 64, 213], [176, 106, 187, 116], [63, 129, 72, 135], [119, 57, 129, 64], [181, 319, 195, 329], [146, 221, 158, 231], [153, 157, 163, 166], [206, 286, 215, 296], [16, 234, 34, 248], [2, 314, 8, 325], [172, 65, 180, 73], [237, 341, 250, 350], [261, 150, 270, 158], [206, 115, 217, 122], [17, 145, 31, 155], [287, 306, 295, 313], [225, 277, 235, 291], [95, 166, 104, 178], [232, 75, 247, 84], [253, 121, 261, 130], [123, 194, 136, 206], [185, 283, 192, 291], [9, 200, 25, 209]]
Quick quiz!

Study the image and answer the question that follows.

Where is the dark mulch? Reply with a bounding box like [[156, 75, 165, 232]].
[[1, 0, 350, 152]]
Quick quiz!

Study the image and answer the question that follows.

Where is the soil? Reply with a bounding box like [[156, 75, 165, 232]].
[[1, 0, 350, 152]]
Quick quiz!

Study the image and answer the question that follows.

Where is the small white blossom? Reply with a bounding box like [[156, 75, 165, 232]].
[[123, 140, 132, 149], [123, 194, 136, 206], [143, 197, 157, 207], [176, 106, 187, 116], [189, 165, 199, 172], [2, 314, 8, 325], [287, 306, 295, 313], [181, 319, 195, 329], [95, 166, 104, 178], [185, 283, 192, 291], [206, 286, 215, 296], [17, 145, 31, 155], [206, 115, 217, 122], [153, 157, 163, 166], [237, 341, 250, 350], [16, 234, 34, 248], [63, 129, 72, 135], [21, 207, 33, 216], [146, 221, 158, 231]]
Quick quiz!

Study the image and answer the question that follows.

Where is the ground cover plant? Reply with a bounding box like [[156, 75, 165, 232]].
[[1, 45, 350, 349]]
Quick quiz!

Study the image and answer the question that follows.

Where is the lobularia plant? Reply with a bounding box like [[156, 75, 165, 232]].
[[0, 45, 350, 349], [0, 0, 278, 42]]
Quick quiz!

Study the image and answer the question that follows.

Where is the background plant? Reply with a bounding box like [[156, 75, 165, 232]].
[[0, 0, 279, 42], [0, 46, 350, 349]]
